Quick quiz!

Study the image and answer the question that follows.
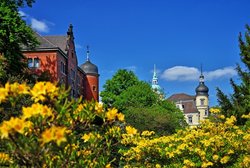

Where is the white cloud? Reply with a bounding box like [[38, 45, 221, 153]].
[[18, 11, 27, 17], [31, 18, 49, 33], [205, 67, 237, 80], [161, 66, 237, 81], [161, 66, 199, 81]]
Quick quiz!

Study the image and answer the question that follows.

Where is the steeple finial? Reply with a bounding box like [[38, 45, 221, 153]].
[[86, 45, 90, 61], [199, 64, 204, 83], [154, 64, 157, 77]]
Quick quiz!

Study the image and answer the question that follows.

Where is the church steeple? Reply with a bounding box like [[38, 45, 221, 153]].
[[151, 64, 162, 94], [152, 64, 158, 85], [195, 65, 209, 96]]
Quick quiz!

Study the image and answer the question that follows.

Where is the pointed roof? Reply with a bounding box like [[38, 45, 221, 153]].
[[80, 46, 99, 75], [196, 69, 209, 96]]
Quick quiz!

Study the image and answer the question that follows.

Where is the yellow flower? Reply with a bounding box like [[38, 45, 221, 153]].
[[225, 116, 236, 126], [117, 113, 125, 121], [9, 117, 26, 134], [201, 162, 213, 168], [106, 108, 118, 121], [213, 154, 219, 161], [155, 164, 161, 168], [242, 113, 250, 119], [210, 108, 220, 114], [45, 82, 58, 94], [125, 126, 137, 135], [22, 103, 53, 119], [95, 102, 103, 114], [105, 163, 111, 168], [218, 114, 225, 119], [41, 128, 54, 145], [0, 152, 10, 163], [227, 149, 234, 155], [40, 105, 54, 118], [53, 127, 67, 146], [30, 82, 47, 102], [0, 121, 11, 139], [40, 126, 67, 146], [18, 83, 30, 94], [183, 159, 195, 167], [0, 87, 8, 103], [242, 155, 250, 167], [81, 133, 93, 142], [141, 130, 155, 136], [220, 155, 230, 164]]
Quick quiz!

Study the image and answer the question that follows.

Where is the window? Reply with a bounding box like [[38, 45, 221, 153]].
[[28, 58, 33, 68], [28, 58, 40, 68], [93, 86, 96, 91], [60, 61, 66, 74], [188, 116, 193, 124], [200, 98, 205, 106], [34, 58, 40, 68], [71, 69, 75, 80], [205, 109, 208, 116]]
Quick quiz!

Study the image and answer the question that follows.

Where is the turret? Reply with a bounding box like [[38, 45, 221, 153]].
[[195, 67, 209, 120], [80, 46, 99, 101]]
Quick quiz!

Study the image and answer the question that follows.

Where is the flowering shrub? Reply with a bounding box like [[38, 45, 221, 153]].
[[120, 108, 250, 167], [0, 82, 125, 167], [0, 82, 249, 167]]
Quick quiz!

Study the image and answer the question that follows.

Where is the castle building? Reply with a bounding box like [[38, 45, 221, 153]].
[[168, 71, 209, 126], [22, 24, 99, 101]]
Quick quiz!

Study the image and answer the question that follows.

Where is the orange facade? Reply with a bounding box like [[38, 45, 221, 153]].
[[22, 24, 99, 101]]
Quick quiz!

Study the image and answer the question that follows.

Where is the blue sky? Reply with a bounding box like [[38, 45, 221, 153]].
[[20, 0, 250, 106]]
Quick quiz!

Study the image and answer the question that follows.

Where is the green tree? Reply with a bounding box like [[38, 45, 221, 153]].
[[0, 0, 38, 84], [216, 25, 250, 125], [101, 69, 186, 135], [100, 69, 139, 108], [125, 102, 186, 135], [113, 81, 159, 111]]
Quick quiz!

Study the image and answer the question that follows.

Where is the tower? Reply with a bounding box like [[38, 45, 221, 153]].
[[80, 46, 99, 101], [151, 64, 163, 96], [195, 67, 209, 121]]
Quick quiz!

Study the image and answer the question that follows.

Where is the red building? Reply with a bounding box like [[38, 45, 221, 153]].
[[22, 24, 99, 101]]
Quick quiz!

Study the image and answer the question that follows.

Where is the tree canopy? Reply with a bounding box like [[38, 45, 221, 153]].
[[101, 69, 186, 135], [100, 69, 139, 108], [216, 25, 250, 125], [0, 0, 38, 84]]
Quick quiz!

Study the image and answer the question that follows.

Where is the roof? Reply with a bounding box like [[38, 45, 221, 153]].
[[80, 60, 99, 75], [43, 35, 67, 53], [182, 101, 199, 113], [168, 93, 198, 114], [168, 93, 195, 102], [196, 83, 209, 96], [22, 32, 68, 55]]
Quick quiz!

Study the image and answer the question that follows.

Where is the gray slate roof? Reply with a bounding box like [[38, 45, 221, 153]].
[[23, 32, 68, 55]]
